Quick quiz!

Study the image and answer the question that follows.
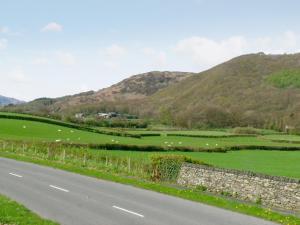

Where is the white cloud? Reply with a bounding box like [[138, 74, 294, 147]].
[[56, 51, 76, 65], [174, 31, 300, 69], [79, 84, 89, 92], [142, 47, 167, 67], [32, 58, 50, 65], [104, 44, 126, 58], [8, 68, 27, 83], [174, 36, 247, 67], [0, 38, 7, 49], [41, 22, 63, 32], [0, 26, 9, 34], [141, 47, 156, 55]]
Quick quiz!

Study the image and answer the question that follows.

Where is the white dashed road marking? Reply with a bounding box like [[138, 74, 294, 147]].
[[49, 185, 69, 193], [9, 173, 22, 178], [113, 205, 144, 218]]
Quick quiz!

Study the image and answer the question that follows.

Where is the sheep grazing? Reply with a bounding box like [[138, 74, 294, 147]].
[[58, 129, 62, 132], [55, 139, 61, 142], [23, 125, 26, 129]]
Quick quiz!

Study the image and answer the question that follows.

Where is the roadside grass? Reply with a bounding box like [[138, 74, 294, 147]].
[[1, 118, 300, 149], [0, 194, 58, 225], [0, 152, 299, 225]]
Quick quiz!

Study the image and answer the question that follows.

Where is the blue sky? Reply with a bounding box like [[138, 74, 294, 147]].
[[1, 0, 300, 100]]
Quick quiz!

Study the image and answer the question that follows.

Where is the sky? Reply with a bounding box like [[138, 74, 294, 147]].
[[1, 0, 300, 101]]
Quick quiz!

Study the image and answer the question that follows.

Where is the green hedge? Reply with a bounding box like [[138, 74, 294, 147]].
[[139, 133, 161, 137], [150, 154, 209, 181], [226, 145, 300, 151], [166, 133, 256, 138], [86, 143, 227, 153]]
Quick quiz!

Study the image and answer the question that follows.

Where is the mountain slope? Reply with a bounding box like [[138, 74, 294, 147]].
[[142, 53, 300, 130], [6, 53, 300, 130], [0, 95, 24, 106], [7, 71, 193, 115]]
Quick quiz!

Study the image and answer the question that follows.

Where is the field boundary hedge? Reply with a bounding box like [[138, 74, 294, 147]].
[[0, 114, 141, 138], [83, 143, 227, 153], [166, 133, 257, 138], [226, 145, 300, 151], [139, 133, 161, 137]]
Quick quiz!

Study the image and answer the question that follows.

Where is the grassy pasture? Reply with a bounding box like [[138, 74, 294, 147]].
[[69, 149, 300, 178], [263, 134, 300, 142], [1, 118, 300, 149], [1, 113, 300, 179]]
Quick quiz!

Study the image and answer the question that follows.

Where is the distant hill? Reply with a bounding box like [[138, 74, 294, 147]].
[[6, 53, 300, 131], [0, 95, 24, 106], [141, 53, 300, 130], [6, 71, 193, 115]]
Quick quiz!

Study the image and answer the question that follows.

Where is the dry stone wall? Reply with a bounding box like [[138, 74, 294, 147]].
[[177, 163, 300, 212]]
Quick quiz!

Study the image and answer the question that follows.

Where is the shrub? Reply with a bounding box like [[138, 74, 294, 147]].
[[195, 185, 207, 192], [151, 154, 187, 182], [150, 155, 208, 182], [220, 191, 233, 197], [255, 196, 262, 205]]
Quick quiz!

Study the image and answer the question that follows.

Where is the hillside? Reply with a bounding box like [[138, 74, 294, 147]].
[[5, 53, 300, 131], [6, 71, 193, 115], [0, 95, 24, 106], [141, 53, 300, 130]]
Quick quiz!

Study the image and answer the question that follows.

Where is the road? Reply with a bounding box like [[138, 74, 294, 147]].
[[0, 157, 277, 225]]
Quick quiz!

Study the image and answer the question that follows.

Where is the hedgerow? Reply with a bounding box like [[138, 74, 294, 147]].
[[150, 154, 209, 181]]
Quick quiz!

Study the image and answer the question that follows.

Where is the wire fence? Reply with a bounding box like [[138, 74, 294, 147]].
[[0, 140, 152, 179]]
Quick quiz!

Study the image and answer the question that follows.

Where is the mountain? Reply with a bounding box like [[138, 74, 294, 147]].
[[0, 95, 24, 106], [6, 52, 300, 131], [141, 53, 300, 130], [6, 71, 193, 115]]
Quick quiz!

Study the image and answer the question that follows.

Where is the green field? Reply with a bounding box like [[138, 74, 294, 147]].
[[0, 118, 299, 149], [0, 113, 300, 179], [91, 150, 300, 178], [263, 134, 300, 142]]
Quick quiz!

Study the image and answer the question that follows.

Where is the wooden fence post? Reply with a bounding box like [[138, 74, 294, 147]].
[[128, 157, 131, 172]]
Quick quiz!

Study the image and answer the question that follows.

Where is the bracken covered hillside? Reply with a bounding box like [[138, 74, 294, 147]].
[[141, 53, 300, 130], [7, 71, 193, 115]]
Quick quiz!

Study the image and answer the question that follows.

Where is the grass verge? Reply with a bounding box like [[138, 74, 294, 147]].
[[0, 152, 299, 225], [0, 194, 58, 225]]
